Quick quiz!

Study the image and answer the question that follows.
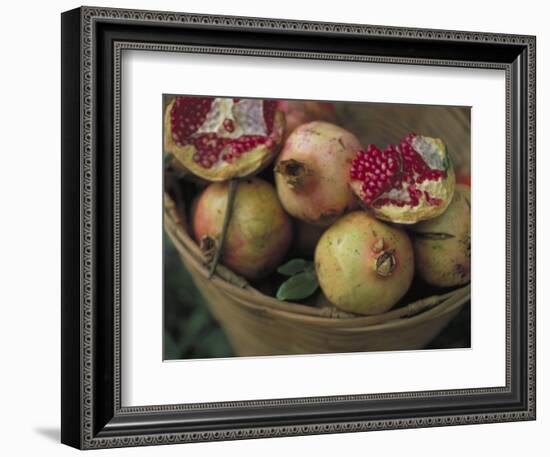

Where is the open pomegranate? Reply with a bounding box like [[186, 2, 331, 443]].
[[164, 96, 285, 181], [349, 133, 455, 224]]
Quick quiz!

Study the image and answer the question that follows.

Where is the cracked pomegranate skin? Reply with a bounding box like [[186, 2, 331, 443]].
[[164, 97, 285, 181], [349, 133, 455, 224], [192, 178, 292, 280], [274, 121, 361, 227], [409, 184, 471, 287], [315, 211, 414, 315]]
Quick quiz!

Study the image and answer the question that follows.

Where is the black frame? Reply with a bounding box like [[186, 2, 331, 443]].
[[61, 6, 536, 449]]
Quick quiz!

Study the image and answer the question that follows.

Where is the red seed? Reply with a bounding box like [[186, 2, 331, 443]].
[[170, 97, 278, 169], [223, 118, 235, 133], [349, 133, 447, 208]]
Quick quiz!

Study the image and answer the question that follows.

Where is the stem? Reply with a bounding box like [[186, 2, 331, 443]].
[[208, 179, 238, 279]]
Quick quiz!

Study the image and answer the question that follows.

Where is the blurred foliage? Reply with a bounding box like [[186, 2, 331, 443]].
[[427, 301, 471, 349], [164, 234, 234, 360]]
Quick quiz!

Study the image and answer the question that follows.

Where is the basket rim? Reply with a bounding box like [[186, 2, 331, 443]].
[[219, 279, 468, 331], [164, 203, 470, 329]]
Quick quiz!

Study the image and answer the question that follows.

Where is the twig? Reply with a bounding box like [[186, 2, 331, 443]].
[[208, 179, 238, 278]]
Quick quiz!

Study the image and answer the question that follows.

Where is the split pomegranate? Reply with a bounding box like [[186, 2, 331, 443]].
[[164, 96, 285, 181], [349, 133, 455, 224], [192, 178, 292, 280], [275, 121, 361, 227], [315, 211, 414, 315]]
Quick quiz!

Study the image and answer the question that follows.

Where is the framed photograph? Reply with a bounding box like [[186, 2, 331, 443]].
[[61, 6, 536, 449]]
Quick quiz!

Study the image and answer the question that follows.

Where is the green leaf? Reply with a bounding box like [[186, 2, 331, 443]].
[[196, 328, 234, 358], [177, 307, 211, 353], [276, 270, 319, 301], [277, 259, 313, 276]]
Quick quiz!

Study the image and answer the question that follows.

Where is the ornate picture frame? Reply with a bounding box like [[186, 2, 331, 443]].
[[61, 6, 535, 449]]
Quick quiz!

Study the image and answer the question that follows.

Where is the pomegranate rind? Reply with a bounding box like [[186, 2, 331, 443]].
[[164, 99, 285, 182], [278, 100, 337, 140], [192, 178, 292, 280], [314, 211, 414, 315], [350, 136, 456, 224], [409, 184, 471, 287], [274, 121, 361, 227]]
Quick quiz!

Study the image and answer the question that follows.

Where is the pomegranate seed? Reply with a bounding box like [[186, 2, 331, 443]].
[[349, 145, 401, 204], [223, 118, 235, 133], [169, 97, 279, 169], [349, 133, 449, 209]]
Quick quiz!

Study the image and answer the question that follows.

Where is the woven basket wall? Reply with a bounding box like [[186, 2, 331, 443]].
[[165, 200, 469, 356]]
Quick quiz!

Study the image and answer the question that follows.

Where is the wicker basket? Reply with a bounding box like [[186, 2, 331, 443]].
[[164, 196, 470, 356]]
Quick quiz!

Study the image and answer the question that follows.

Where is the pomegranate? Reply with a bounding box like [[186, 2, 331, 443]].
[[409, 184, 471, 287], [349, 133, 455, 224], [192, 178, 292, 280], [278, 100, 337, 139], [164, 96, 285, 181], [315, 211, 414, 315], [456, 173, 471, 187], [275, 121, 361, 226]]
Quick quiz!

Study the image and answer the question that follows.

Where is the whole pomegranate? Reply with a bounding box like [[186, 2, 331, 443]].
[[315, 211, 414, 315], [349, 133, 455, 224], [409, 184, 471, 287], [275, 121, 361, 227], [164, 96, 285, 181], [278, 100, 337, 139], [193, 178, 292, 280]]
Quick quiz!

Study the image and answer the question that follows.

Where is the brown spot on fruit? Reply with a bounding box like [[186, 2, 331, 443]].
[[454, 263, 467, 279], [275, 159, 311, 189]]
